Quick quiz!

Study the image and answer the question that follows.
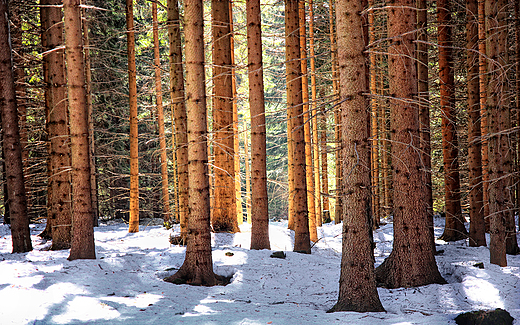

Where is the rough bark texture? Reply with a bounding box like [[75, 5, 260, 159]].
[[437, 0, 467, 242], [152, 2, 171, 223], [126, 0, 139, 233], [167, 0, 188, 239], [466, 0, 486, 247], [211, 0, 238, 233], [64, 0, 95, 260], [285, 0, 310, 254], [478, 0, 489, 223], [41, 0, 73, 250], [0, 0, 32, 253], [299, 1, 317, 242], [164, 0, 219, 285], [328, 0, 384, 313], [375, 0, 446, 288], [247, 0, 270, 250]]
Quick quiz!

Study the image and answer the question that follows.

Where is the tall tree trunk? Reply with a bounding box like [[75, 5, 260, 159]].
[[285, 0, 310, 254], [478, 0, 489, 224], [516, 0, 520, 232], [244, 129, 252, 223], [41, 0, 73, 250], [152, 1, 171, 223], [0, 0, 32, 253], [247, 0, 270, 250], [164, 0, 220, 285], [299, 0, 317, 242], [64, 0, 95, 260], [126, 0, 139, 233], [375, 0, 446, 288], [230, 2, 244, 226], [466, 0, 486, 247], [417, 0, 434, 248], [438, 0, 467, 242], [328, 0, 384, 312], [319, 98, 330, 221], [330, 0, 341, 225], [168, 0, 188, 239], [211, 0, 238, 233], [309, 0, 322, 227]]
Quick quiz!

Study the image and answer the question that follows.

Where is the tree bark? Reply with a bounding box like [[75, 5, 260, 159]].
[[41, 0, 73, 250], [437, 0, 467, 242], [285, 0, 310, 254], [164, 0, 220, 285], [64, 0, 95, 260], [330, 0, 341, 225], [0, 0, 32, 253], [328, 0, 384, 313], [375, 0, 446, 288], [247, 0, 270, 250], [466, 0, 486, 247], [126, 0, 139, 233], [152, 1, 171, 223]]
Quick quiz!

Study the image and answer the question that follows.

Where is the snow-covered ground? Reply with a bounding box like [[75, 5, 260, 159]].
[[0, 216, 519, 324]]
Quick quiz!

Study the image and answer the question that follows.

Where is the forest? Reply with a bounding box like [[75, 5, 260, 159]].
[[1, 0, 520, 323]]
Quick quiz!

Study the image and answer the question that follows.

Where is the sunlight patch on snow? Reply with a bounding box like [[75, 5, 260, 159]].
[[183, 304, 218, 317], [463, 276, 504, 309], [52, 296, 120, 324]]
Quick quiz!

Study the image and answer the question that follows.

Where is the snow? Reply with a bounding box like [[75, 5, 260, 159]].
[[0, 217, 519, 324]]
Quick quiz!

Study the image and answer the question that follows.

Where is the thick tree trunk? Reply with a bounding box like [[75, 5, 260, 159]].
[[0, 0, 32, 253], [152, 1, 171, 223], [167, 0, 188, 239], [285, 0, 310, 254], [64, 0, 95, 260], [126, 0, 139, 233], [375, 0, 446, 288], [164, 0, 220, 285], [211, 0, 238, 233], [438, 0, 467, 242], [41, 0, 73, 250], [299, 1, 317, 242], [329, 0, 384, 313], [247, 0, 270, 250], [466, 0, 486, 247]]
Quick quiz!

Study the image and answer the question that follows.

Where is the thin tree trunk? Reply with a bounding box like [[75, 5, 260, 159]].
[[244, 129, 252, 223], [165, 0, 220, 285], [152, 1, 171, 223], [299, 0, 317, 242], [438, 0, 467, 242], [64, 0, 95, 260], [466, 0, 486, 247], [319, 97, 330, 221], [247, 0, 270, 250], [0, 0, 32, 253], [375, 0, 446, 288], [167, 0, 188, 239], [516, 0, 520, 232], [41, 0, 73, 250], [309, 0, 322, 227], [126, 0, 139, 233], [330, 0, 341, 225], [328, 0, 384, 312], [285, 0, 310, 254]]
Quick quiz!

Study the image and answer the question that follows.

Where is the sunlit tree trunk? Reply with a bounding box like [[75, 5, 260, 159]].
[[375, 0, 446, 288], [247, 0, 270, 250], [64, 0, 95, 260], [0, 0, 32, 253], [438, 0, 467, 242], [211, 0, 238, 233], [164, 0, 220, 285], [466, 0, 486, 247], [285, 0, 310, 254], [152, 1, 171, 223], [168, 0, 188, 239], [329, 0, 384, 312], [41, 0, 73, 250], [126, 0, 139, 233], [309, 0, 322, 227], [330, 0, 341, 224], [299, 0, 317, 242]]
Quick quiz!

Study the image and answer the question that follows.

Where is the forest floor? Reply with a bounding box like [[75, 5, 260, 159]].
[[0, 215, 519, 324]]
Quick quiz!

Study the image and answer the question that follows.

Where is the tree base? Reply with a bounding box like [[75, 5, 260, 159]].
[[439, 230, 468, 242], [164, 268, 232, 287], [327, 297, 385, 313]]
